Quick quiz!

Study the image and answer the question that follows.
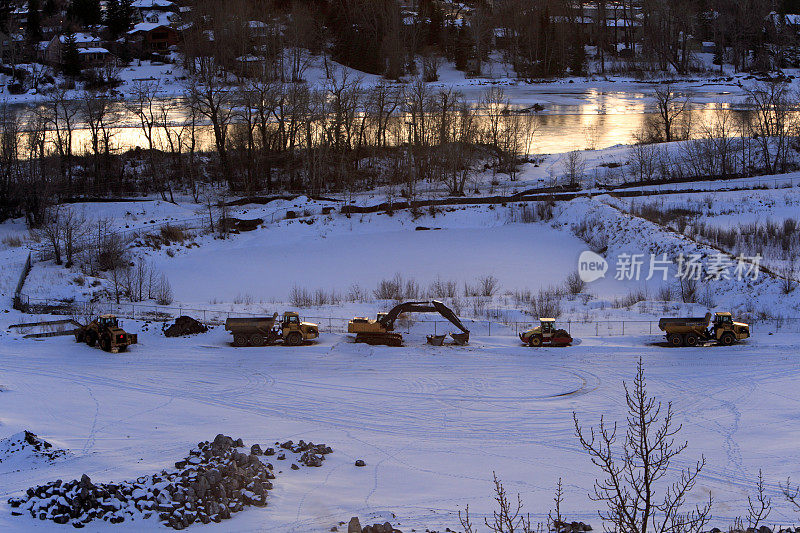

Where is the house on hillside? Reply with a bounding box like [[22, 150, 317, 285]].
[[127, 22, 180, 53], [78, 46, 112, 66], [767, 11, 800, 36], [0, 32, 26, 64], [43, 32, 103, 65]]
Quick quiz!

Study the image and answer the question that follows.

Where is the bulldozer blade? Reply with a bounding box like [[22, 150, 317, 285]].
[[426, 334, 446, 346], [450, 332, 470, 345]]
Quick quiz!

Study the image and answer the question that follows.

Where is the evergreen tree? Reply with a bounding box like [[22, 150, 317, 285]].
[[43, 0, 58, 17], [106, 0, 132, 37], [26, 0, 43, 44], [62, 34, 82, 77], [67, 0, 102, 26]]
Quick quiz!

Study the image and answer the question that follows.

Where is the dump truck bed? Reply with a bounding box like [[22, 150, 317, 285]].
[[658, 313, 712, 332], [224, 317, 277, 333]]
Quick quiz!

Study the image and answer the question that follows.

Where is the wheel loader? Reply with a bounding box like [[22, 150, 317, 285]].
[[659, 311, 749, 347], [348, 300, 470, 347], [520, 318, 573, 347], [224, 312, 319, 346], [74, 315, 138, 353]]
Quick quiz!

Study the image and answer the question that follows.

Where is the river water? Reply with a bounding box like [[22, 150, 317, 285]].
[[19, 87, 750, 156]]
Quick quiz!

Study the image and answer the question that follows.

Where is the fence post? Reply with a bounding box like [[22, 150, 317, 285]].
[[329, 317, 332, 333], [488, 321, 491, 336], [596, 322, 598, 336], [622, 321, 625, 336]]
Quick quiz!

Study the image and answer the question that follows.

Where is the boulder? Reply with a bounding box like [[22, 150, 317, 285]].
[[348, 517, 362, 533]]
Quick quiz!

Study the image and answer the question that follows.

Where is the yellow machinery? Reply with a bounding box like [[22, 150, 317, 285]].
[[349, 300, 470, 347]]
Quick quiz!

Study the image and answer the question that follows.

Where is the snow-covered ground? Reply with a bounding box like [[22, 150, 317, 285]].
[[3, 136, 800, 530], [1, 321, 800, 532]]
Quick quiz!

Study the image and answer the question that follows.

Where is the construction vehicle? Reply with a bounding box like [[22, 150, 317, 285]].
[[519, 318, 573, 347], [224, 312, 319, 346], [348, 300, 470, 347], [659, 311, 750, 347], [74, 315, 138, 353]]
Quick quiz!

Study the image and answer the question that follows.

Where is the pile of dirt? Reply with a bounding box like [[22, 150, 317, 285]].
[[220, 217, 263, 233], [164, 316, 208, 337], [8, 434, 333, 530]]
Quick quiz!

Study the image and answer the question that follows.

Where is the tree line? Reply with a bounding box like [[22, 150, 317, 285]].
[[0, 72, 535, 225]]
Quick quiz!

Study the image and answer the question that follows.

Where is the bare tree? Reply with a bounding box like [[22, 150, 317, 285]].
[[39, 205, 64, 265], [45, 86, 80, 188], [744, 81, 796, 175], [651, 84, 691, 143], [548, 478, 566, 532], [574, 359, 712, 533], [186, 58, 235, 185], [128, 80, 168, 199], [747, 469, 771, 529]]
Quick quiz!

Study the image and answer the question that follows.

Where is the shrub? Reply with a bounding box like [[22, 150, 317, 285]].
[[2, 235, 22, 247], [478, 275, 500, 297], [160, 224, 188, 244], [374, 274, 404, 300], [532, 287, 562, 318], [154, 274, 173, 305], [564, 271, 586, 295], [290, 285, 313, 307], [347, 283, 369, 302], [428, 276, 458, 299], [612, 287, 648, 308]]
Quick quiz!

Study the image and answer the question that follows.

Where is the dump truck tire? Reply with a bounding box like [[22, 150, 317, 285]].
[[75, 330, 85, 343], [118, 345, 127, 353], [250, 334, 265, 347], [86, 332, 97, 347], [684, 333, 699, 347], [528, 335, 542, 347], [286, 332, 303, 346], [719, 332, 736, 346], [233, 333, 249, 346], [101, 336, 112, 352], [667, 333, 682, 347]]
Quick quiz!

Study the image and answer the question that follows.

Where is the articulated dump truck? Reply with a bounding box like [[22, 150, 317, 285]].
[[658, 311, 749, 347], [224, 312, 318, 346]]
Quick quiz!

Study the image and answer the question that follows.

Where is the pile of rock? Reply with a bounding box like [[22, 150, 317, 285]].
[[347, 517, 402, 533], [163, 316, 208, 337], [0, 430, 66, 468], [278, 439, 332, 468], [8, 434, 332, 530], [553, 521, 593, 533]]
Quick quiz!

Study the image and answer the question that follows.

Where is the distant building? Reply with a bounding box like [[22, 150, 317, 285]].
[[43, 32, 103, 65], [0, 32, 26, 64], [127, 23, 180, 53]]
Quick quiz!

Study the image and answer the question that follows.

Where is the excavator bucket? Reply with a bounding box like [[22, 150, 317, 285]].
[[426, 334, 446, 346], [450, 332, 470, 345]]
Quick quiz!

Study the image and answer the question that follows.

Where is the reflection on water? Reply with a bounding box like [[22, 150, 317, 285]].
[[20, 89, 751, 157]]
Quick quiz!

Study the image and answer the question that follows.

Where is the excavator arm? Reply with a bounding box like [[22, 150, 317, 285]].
[[379, 300, 470, 336]]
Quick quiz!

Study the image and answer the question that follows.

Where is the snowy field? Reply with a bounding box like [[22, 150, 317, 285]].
[[3, 136, 800, 530], [1, 323, 800, 532]]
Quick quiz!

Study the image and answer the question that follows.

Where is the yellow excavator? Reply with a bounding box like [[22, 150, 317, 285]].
[[348, 300, 470, 347]]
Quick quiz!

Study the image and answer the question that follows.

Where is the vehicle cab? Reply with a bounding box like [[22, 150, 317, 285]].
[[99, 315, 119, 329]]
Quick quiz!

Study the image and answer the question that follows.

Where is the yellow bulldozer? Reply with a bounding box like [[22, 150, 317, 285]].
[[75, 315, 138, 353], [348, 300, 470, 347]]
